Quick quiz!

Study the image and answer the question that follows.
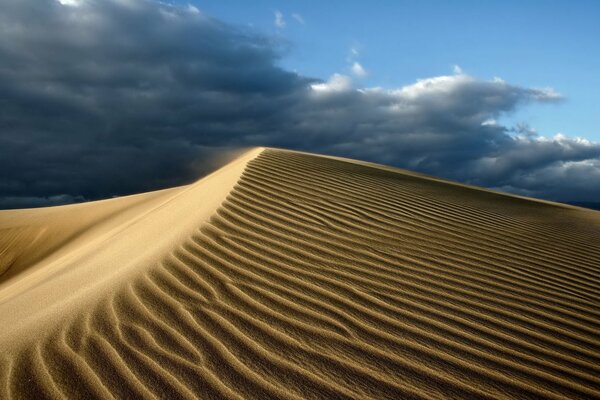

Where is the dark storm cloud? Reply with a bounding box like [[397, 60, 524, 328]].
[[1, 0, 599, 208], [0, 0, 310, 207]]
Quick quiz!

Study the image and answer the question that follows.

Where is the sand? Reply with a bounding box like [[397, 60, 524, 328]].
[[1, 147, 599, 399]]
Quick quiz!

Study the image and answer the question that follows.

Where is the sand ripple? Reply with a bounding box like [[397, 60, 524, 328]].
[[1, 149, 600, 399]]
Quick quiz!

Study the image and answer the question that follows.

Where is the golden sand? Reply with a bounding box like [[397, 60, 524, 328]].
[[1, 148, 599, 399]]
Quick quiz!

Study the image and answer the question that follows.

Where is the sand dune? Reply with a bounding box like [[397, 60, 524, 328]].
[[1, 147, 599, 399]]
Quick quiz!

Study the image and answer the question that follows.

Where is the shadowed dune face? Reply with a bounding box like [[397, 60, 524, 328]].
[[0, 188, 181, 285], [1, 148, 600, 399]]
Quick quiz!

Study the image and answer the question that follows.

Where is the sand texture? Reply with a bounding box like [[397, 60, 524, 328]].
[[1, 148, 600, 399]]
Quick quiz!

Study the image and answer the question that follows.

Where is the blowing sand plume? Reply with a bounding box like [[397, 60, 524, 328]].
[[1, 147, 599, 399]]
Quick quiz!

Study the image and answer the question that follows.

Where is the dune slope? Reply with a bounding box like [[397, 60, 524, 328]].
[[1, 148, 600, 399]]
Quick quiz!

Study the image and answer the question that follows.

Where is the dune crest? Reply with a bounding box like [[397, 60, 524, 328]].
[[0, 147, 263, 346], [1, 148, 599, 399]]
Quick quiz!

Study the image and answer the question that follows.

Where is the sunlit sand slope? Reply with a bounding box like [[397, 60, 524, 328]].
[[1, 148, 600, 399]]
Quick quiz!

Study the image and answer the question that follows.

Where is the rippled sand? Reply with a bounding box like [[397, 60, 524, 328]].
[[1, 147, 599, 399]]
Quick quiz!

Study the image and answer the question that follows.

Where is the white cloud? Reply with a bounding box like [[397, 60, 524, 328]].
[[291, 13, 304, 24], [393, 74, 474, 98], [531, 87, 562, 101], [311, 74, 353, 93], [351, 62, 367, 77], [187, 4, 200, 14], [346, 46, 367, 78], [453, 65, 463, 75], [56, 0, 83, 6], [274, 10, 285, 29]]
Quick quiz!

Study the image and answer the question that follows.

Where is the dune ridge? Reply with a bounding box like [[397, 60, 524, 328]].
[[1, 148, 599, 399]]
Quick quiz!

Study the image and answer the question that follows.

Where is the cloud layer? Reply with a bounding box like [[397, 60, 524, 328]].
[[1, 0, 599, 208]]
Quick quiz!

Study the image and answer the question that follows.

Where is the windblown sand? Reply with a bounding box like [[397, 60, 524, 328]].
[[1, 147, 599, 399]]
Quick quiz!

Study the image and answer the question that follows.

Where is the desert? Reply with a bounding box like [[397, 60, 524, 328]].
[[1, 148, 599, 399]]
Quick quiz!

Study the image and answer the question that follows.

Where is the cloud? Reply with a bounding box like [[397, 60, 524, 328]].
[[274, 10, 285, 28], [351, 62, 367, 77], [55, 0, 82, 6], [0, 0, 309, 207], [291, 13, 304, 24], [187, 3, 200, 14], [310, 74, 353, 93], [0, 194, 85, 209], [0, 0, 599, 208], [347, 45, 367, 78]]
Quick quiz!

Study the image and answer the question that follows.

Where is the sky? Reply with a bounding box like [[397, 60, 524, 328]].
[[0, 0, 599, 208], [196, 0, 600, 140]]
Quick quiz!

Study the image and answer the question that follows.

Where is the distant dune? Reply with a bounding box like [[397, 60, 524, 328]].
[[1, 147, 599, 399], [568, 202, 600, 211]]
